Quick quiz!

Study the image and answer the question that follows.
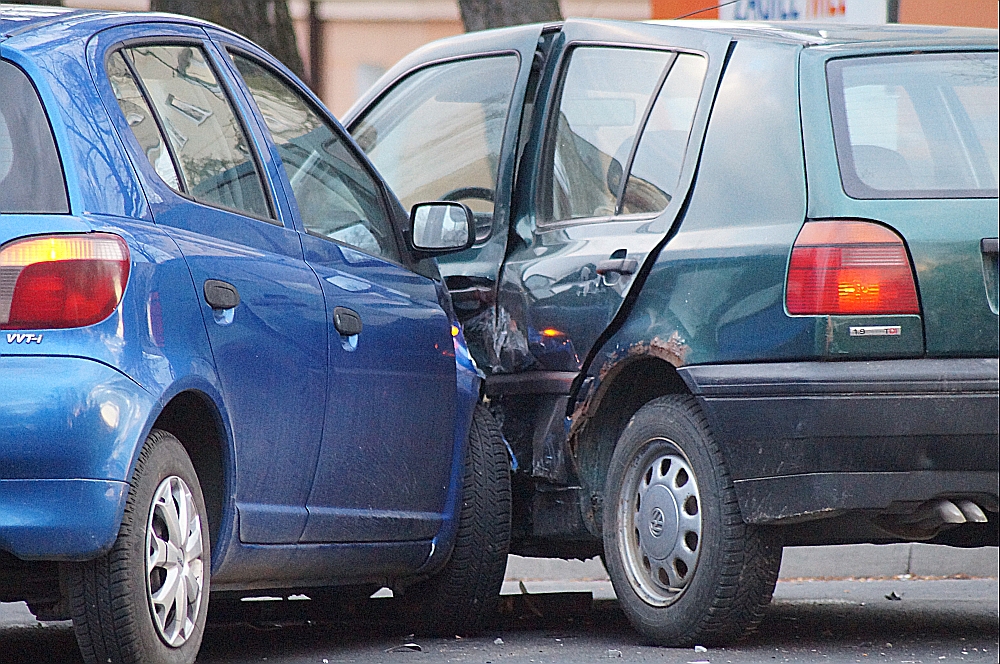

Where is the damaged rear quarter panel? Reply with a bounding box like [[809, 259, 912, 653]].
[[584, 40, 814, 390]]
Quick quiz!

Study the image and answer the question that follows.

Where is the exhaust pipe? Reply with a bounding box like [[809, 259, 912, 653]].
[[956, 500, 989, 523], [874, 498, 990, 540]]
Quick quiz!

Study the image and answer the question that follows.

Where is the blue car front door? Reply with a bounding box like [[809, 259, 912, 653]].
[[300, 238, 458, 543]]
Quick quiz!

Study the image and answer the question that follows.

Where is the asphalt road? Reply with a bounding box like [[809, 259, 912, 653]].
[[2, 577, 996, 663]]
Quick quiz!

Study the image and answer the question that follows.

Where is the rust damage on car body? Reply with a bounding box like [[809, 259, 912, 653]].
[[601, 331, 690, 378], [570, 331, 690, 441], [562, 331, 691, 537]]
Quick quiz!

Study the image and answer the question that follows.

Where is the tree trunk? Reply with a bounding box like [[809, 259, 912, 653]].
[[150, 0, 305, 80], [457, 0, 563, 32]]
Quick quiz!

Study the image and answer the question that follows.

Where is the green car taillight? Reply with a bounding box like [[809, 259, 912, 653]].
[[786, 220, 919, 316]]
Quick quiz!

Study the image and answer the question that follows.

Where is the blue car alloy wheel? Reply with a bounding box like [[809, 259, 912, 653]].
[[65, 430, 212, 663]]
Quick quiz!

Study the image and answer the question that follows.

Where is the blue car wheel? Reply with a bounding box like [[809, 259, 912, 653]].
[[64, 430, 210, 664], [407, 403, 510, 635]]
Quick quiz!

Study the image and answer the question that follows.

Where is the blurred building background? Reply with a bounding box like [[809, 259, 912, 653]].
[[63, 0, 998, 116]]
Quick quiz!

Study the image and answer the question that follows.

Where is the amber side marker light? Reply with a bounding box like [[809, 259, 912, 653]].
[[786, 220, 919, 316], [0, 233, 131, 330]]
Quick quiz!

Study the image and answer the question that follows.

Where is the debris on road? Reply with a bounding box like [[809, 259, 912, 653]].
[[386, 643, 423, 652]]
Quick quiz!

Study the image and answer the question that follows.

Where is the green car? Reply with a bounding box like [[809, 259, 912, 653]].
[[345, 20, 998, 645]]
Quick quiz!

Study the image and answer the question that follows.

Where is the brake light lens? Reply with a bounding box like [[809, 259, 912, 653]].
[[786, 220, 919, 315], [0, 234, 130, 329]]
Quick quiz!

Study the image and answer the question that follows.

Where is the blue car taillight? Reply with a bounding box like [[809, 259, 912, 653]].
[[0, 233, 130, 329]]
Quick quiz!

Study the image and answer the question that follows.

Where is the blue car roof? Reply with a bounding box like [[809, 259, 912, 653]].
[[0, 4, 223, 44], [0, 4, 98, 38]]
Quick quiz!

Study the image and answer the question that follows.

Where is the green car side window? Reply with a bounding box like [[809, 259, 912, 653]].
[[621, 54, 707, 216], [350, 55, 520, 243], [543, 47, 670, 223], [539, 48, 706, 224]]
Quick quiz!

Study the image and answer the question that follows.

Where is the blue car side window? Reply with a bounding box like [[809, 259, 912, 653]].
[[114, 45, 273, 220], [230, 53, 400, 262], [107, 51, 181, 190]]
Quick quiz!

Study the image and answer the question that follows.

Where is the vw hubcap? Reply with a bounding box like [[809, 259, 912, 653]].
[[145, 475, 204, 647], [618, 440, 702, 607]]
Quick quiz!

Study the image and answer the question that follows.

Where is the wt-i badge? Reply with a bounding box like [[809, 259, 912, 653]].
[[6, 333, 44, 344]]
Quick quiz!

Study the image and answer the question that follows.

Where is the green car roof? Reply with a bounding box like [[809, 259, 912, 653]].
[[644, 19, 997, 48]]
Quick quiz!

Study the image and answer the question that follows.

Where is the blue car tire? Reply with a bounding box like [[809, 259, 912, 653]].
[[64, 429, 211, 664], [603, 395, 783, 646], [410, 403, 510, 635]]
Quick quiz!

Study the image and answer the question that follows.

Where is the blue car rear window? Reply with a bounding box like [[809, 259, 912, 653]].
[[828, 52, 999, 200], [0, 60, 68, 213]]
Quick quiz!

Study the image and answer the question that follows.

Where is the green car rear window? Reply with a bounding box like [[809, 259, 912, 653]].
[[828, 52, 998, 200], [0, 60, 68, 213]]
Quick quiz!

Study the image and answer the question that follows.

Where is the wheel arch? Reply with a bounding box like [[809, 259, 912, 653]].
[[148, 388, 233, 564], [570, 354, 691, 535]]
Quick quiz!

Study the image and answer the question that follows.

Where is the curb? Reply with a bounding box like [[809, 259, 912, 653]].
[[504, 544, 999, 588]]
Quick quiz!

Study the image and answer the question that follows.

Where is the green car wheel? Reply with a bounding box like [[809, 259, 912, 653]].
[[603, 395, 782, 646]]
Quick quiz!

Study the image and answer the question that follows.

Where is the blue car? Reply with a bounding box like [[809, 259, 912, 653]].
[[0, 6, 511, 663]]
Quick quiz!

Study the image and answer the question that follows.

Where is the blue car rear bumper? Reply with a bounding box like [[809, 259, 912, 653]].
[[0, 479, 128, 560], [0, 355, 155, 560]]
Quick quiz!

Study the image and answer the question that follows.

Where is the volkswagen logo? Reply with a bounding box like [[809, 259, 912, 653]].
[[649, 507, 665, 537]]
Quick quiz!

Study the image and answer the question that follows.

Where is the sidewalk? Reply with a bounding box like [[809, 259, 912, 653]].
[[502, 544, 999, 598]]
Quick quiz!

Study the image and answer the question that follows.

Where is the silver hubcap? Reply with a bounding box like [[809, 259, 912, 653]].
[[617, 439, 702, 607], [145, 475, 205, 647]]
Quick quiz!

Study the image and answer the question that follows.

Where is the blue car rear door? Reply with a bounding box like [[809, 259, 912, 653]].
[[216, 39, 460, 544], [90, 24, 329, 544]]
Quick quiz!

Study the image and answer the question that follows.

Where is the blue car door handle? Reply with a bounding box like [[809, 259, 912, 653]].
[[333, 306, 363, 336], [204, 279, 240, 310]]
